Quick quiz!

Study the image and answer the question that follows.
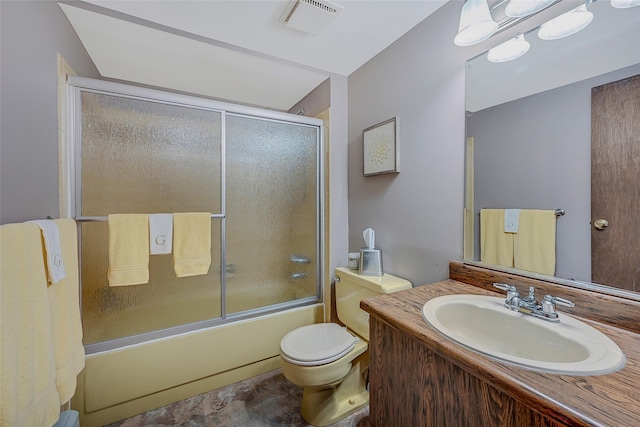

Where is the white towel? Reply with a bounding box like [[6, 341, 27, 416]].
[[504, 209, 521, 233], [26, 220, 66, 284], [149, 213, 173, 255]]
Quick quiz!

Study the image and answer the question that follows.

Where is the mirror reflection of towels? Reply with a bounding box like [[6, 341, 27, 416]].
[[514, 210, 556, 276], [480, 209, 514, 267], [504, 209, 521, 233], [481, 209, 556, 276]]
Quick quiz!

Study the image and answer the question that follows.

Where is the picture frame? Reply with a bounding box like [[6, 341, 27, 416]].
[[363, 117, 398, 176]]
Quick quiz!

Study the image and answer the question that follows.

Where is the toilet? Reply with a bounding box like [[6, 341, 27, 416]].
[[280, 267, 412, 426]]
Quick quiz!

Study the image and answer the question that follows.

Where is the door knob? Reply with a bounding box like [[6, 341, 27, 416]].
[[593, 219, 609, 230]]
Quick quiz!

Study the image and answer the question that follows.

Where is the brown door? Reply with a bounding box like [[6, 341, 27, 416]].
[[591, 74, 640, 291]]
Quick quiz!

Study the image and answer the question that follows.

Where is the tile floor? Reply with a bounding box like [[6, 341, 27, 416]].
[[105, 369, 370, 427]]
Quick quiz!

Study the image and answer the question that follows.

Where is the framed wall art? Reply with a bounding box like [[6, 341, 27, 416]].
[[363, 117, 398, 176]]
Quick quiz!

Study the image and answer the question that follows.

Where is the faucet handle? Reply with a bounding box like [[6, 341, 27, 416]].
[[542, 294, 575, 316], [552, 296, 575, 308], [493, 282, 516, 292], [493, 283, 521, 310]]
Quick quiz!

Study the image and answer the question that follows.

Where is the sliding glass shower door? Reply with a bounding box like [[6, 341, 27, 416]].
[[225, 115, 319, 314], [70, 78, 322, 351], [78, 92, 224, 346]]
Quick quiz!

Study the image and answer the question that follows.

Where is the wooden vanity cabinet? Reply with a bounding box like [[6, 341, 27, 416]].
[[361, 262, 640, 427], [368, 316, 570, 427]]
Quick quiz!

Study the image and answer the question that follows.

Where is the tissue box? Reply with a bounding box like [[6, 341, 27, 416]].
[[359, 248, 383, 276]]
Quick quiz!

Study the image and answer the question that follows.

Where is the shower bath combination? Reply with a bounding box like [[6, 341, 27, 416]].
[[66, 77, 325, 352], [64, 77, 327, 425]]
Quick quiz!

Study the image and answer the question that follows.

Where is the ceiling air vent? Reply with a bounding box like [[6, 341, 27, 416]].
[[281, 0, 344, 36]]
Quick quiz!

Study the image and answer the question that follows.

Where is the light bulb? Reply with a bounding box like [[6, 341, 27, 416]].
[[538, 3, 594, 40], [611, 0, 640, 8], [454, 0, 498, 46], [505, 0, 556, 18], [487, 33, 531, 62]]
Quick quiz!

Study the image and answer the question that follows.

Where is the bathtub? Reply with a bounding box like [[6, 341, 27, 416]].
[[73, 303, 323, 427]]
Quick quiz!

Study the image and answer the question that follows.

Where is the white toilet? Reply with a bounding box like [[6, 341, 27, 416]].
[[280, 267, 412, 426]]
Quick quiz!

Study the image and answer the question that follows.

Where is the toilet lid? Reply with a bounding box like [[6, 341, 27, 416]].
[[280, 323, 357, 366]]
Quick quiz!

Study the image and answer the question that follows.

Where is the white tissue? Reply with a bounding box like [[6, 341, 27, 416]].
[[363, 228, 375, 249]]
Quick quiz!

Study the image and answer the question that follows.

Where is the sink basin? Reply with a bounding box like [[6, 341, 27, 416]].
[[422, 294, 625, 375]]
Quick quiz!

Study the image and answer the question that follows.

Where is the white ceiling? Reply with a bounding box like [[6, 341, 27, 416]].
[[60, 0, 448, 111]]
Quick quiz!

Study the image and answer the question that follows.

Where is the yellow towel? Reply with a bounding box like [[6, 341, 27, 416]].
[[108, 214, 149, 286], [514, 209, 556, 276], [1, 223, 60, 427], [48, 219, 85, 403], [480, 209, 514, 268], [173, 212, 212, 278]]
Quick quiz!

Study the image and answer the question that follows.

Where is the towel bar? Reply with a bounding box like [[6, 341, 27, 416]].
[[479, 208, 565, 217], [74, 214, 224, 222]]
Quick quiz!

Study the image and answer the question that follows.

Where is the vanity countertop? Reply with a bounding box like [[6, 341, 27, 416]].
[[361, 279, 640, 427]]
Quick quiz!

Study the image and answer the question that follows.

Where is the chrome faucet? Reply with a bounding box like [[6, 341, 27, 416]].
[[493, 283, 575, 323], [290, 254, 311, 264]]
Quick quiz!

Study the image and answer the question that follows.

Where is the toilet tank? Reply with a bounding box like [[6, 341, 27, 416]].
[[334, 267, 412, 341]]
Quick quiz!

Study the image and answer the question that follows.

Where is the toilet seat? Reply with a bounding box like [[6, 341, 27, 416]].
[[280, 323, 357, 366]]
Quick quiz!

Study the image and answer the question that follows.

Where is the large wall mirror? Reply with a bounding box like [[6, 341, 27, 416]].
[[464, 0, 640, 298]]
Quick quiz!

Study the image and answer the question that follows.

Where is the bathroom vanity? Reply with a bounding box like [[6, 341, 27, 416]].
[[360, 261, 640, 427]]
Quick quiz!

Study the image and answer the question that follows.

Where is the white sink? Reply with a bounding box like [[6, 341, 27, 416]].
[[422, 294, 625, 375]]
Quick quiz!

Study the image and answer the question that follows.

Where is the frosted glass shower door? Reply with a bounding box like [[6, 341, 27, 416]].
[[225, 115, 320, 313], [79, 92, 222, 345]]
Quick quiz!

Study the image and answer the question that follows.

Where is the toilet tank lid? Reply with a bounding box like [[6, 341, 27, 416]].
[[335, 267, 412, 294]]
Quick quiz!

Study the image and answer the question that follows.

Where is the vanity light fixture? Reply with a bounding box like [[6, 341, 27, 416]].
[[611, 0, 640, 7], [487, 33, 531, 62], [454, 0, 498, 46], [505, 0, 556, 18], [537, 0, 594, 40]]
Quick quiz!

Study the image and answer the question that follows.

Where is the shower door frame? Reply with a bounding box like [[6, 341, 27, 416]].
[[65, 76, 324, 353]]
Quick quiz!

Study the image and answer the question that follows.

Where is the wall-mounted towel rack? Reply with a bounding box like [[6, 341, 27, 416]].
[[480, 208, 565, 217], [74, 214, 224, 222]]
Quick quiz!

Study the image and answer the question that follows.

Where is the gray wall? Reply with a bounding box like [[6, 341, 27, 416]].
[[288, 78, 330, 117], [347, 1, 498, 286], [0, 0, 100, 224], [328, 75, 350, 274], [287, 75, 350, 275], [289, 74, 351, 275], [468, 63, 640, 282]]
